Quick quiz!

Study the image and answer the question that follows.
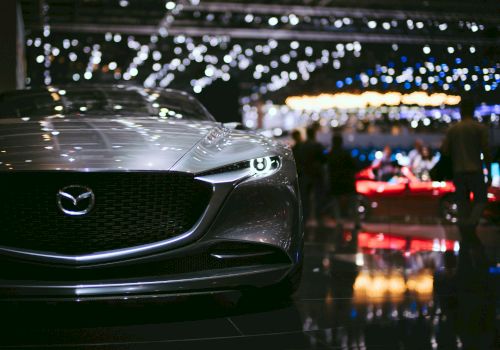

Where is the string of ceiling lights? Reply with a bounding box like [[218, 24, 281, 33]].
[[24, 0, 498, 132]]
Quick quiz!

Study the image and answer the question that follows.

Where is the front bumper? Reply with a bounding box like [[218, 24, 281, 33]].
[[0, 265, 291, 302], [0, 238, 299, 302]]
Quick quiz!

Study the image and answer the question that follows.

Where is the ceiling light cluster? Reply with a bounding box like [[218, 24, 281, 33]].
[[24, 1, 497, 108]]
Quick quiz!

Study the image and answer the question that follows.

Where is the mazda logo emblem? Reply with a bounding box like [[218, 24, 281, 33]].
[[57, 185, 95, 216]]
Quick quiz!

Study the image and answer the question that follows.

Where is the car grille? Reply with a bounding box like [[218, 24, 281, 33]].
[[0, 172, 212, 255]]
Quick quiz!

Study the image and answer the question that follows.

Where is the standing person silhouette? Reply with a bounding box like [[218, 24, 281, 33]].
[[442, 97, 492, 250], [327, 133, 360, 230], [291, 129, 304, 172], [441, 97, 495, 350], [300, 126, 326, 226]]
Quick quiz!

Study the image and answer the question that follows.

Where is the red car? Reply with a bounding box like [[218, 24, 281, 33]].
[[355, 166, 499, 223]]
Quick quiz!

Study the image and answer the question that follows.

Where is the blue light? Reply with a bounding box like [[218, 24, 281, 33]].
[[492, 163, 499, 182], [401, 56, 408, 63], [429, 57, 435, 63], [416, 62, 422, 68], [404, 82, 411, 89], [350, 309, 358, 319], [489, 266, 500, 275], [351, 149, 359, 157], [367, 69, 374, 76], [455, 58, 462, 64], [388, 61, 395, 68], [410, 301, 417, 312], [336, 80, 344, 88], [439, 72, 445, 78], [345, 77, 353, 85]]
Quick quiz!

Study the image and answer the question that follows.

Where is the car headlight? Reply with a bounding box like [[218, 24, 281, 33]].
[[200, 156, 281, 177], [250, 156, 281, 176]]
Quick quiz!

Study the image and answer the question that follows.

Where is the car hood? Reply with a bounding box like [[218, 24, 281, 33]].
[[0, 116, 278, 173]]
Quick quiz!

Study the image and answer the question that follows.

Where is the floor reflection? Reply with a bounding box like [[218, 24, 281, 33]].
[[301, 222, 498, 350], [1, 223, 498, 349]]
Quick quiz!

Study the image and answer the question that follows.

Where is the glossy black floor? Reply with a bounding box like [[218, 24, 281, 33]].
[[1, 221, 499, 349]]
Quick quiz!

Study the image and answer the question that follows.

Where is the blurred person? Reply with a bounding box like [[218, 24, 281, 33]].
[[413, 146, 439, 181], [326, 133, 361, 230], [373, 145, 397, 182], [291, 129, 304, 164], [291, 129, 305, 187], [311, 121, 329, 146], [441, 97, 496, 350], [300, 126, 326, 225], [408, 139, 424, 170], [442, 97, 492, 251]]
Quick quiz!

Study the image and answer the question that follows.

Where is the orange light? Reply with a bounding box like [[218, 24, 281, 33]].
[[285, 91, 461, 110], [353, 270, 434, 304]]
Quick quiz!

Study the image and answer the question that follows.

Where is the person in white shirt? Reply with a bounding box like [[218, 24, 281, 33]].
[[408, 139, 424, 170], [413, 146, 439, 181]]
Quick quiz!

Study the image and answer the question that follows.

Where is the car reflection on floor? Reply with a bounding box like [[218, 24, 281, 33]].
[[1, 224, 498, 349]]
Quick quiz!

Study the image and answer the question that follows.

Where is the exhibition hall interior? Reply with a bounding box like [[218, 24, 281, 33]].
[[0, 0, 498, 348]]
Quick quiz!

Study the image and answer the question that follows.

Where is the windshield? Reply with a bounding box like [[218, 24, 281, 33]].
[[0, 86, 215, 121]]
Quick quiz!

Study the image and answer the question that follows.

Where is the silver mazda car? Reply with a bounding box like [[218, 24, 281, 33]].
[[0, 85, 303, 302]]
